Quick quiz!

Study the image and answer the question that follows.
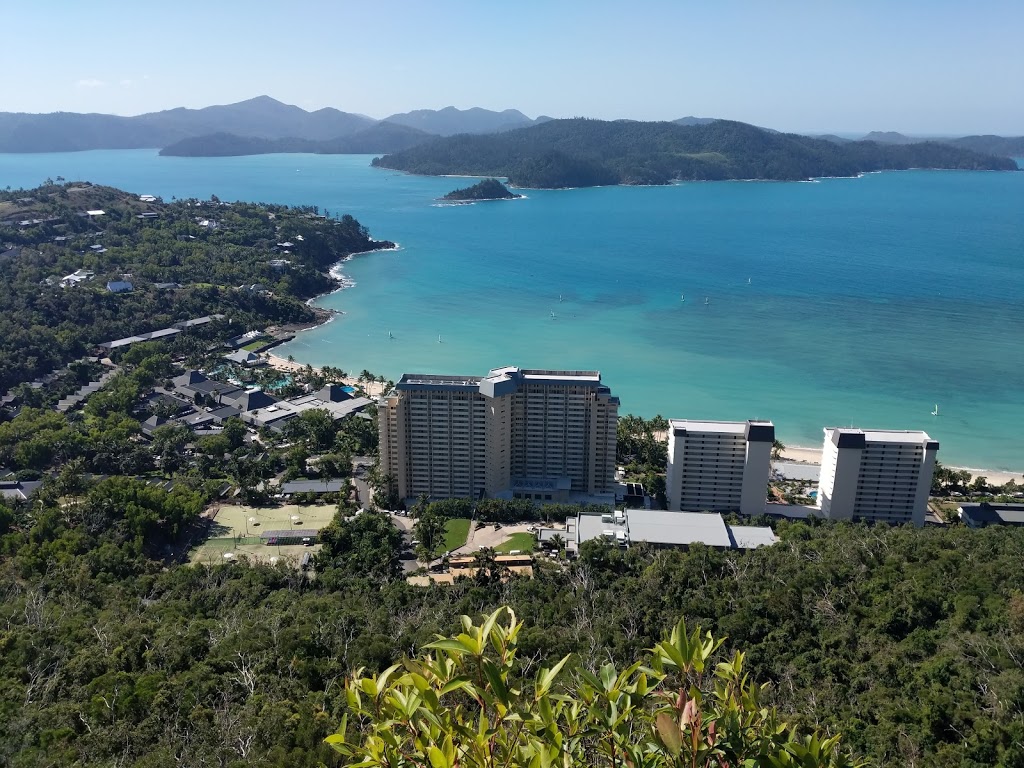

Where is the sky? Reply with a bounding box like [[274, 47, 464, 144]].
[[2, 0, 1022, 135]]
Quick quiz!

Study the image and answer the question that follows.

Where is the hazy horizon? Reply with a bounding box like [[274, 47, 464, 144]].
[[2, 0, 1022, 136]]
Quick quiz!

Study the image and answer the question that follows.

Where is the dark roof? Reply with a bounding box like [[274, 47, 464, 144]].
[[280, 479, 347, 494], [316, 384, 352, 402], [0, 480, 44, 501], [208, 405, 243, 422], [960, 503, 1024, 526], [223, 390, 277, 412]]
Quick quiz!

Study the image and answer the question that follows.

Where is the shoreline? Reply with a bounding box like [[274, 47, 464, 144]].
[[263, 352, 388, 398], [779, 445, 1022, 486]]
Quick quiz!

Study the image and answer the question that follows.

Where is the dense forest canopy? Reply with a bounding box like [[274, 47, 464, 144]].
[[0, 182, 392, 392], [4, 495, 1024, 767], [373, 118, 1020, 187]]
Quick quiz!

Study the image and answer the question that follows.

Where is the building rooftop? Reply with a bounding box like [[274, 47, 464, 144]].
[[280, 479, 347, 494], [727, 525, 779, 549], [825, 427, 936, 446], [959, 502, 1024, 526], [627, 510, 733, 548]]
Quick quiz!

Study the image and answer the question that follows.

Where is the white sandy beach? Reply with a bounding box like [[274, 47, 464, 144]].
[[264, 353, 388, 398]]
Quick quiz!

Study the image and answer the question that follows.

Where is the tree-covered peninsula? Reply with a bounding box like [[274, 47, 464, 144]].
[[373, 118, 1020, 188], [441, 178, 522, 201], [0, 182, 393, 392]]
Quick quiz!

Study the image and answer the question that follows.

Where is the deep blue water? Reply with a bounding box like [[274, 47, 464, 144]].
[[2, 151, 1022, 472]]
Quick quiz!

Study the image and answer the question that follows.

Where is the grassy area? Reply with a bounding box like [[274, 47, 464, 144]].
[[441, 518, 471, 553], [495, 532, 536, 553], [242, 338, 270, 351], [189, 503, 337, 566]]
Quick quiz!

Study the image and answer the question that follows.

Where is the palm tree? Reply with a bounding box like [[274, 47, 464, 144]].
[[549, 533, 565, 553]]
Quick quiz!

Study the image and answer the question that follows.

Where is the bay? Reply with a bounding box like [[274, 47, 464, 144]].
[[1, 150, 1022, 472]]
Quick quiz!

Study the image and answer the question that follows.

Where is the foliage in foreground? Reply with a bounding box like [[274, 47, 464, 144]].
[[331, 607, 860, 768]]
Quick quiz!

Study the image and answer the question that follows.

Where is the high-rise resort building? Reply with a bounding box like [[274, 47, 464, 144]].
[[378, 366, 618, 503], [817, 428, 939, 527], [665, 419, 774, 515]]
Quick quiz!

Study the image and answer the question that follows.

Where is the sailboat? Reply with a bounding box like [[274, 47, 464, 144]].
[[388, 331, 394, 340], [550, 310, 557, 319], [437, 334, 442, 344], [680, 293, 685, 302], [931, 404, 939, 416], [558, 294, 563, 302], [747, 277, 752, 285], [704, 296, 710, 306]]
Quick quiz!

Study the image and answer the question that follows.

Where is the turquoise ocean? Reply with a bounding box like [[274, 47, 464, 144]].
[[1, 151, 1022, 472]]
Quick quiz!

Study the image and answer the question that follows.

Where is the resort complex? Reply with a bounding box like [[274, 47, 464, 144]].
[[378, 366, 619, 502], [379, 364, 942, 527]]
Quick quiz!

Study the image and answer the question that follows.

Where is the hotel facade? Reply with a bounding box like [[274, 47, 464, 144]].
[[665, 419, 774, 515], [379, 366, 618, 502], [817, 428, 938, 527]]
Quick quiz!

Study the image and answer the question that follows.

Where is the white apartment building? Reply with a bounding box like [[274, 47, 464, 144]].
[[817, 428, 938, 527], [379, 366, 618, 502], [666, 419, 774, 515]]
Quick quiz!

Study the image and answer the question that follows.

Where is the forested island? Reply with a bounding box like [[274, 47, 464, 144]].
[[441, 178, 522, 202], [0, 182, 393, 392], [373, 118, 1020, 188]]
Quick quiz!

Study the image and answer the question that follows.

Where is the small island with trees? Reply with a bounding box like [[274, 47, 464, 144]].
[[441, 178, 522, 202]]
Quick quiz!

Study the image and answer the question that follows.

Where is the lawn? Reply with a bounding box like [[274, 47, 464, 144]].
[[189, 503, 337, 566], [441, 518, 471, 553], [495, 532, 536, 553]]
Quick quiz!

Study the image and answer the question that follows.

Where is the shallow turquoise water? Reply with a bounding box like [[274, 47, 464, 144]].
[[2, 151, 1022, 471]]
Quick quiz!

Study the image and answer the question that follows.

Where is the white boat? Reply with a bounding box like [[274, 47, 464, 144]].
[[931, 404, 939, 416], [680, 293, 685, 302], [559, 294, 563, 302], [704, 297, 710, 305], [747, 277, 752, 285], [389, 331, 394, 340], [438, 334, 442, 344], [550, 311, 557, 319]]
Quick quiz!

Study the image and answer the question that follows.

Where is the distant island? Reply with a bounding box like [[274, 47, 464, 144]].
[[159, 122, 433, 157], [441, 178, 522, 202], [373, 118, 1019, 188]]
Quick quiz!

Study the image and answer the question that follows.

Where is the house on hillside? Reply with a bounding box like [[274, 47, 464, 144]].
[[106, 280, 134, 293]]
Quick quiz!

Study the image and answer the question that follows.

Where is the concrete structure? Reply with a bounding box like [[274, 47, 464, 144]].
[[817, 428, 939, 527], [958, 503, 1024, 528], [569, 508, 777, 552], [379, 366, 618, 501], [666, 419, 774, 515]]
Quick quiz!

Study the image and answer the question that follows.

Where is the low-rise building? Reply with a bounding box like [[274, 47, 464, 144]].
[[106, 280, 134, 293], [569, 508, 777, 553], [959, 502, 1024, 528]]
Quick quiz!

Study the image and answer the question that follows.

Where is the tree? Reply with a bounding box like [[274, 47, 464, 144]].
[[413, 508, 447, 559], [772, 438, 786, 461], [326, 608, 861, 768]]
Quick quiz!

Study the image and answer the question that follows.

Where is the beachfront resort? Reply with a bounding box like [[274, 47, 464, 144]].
[[379, 363, 944, 537]]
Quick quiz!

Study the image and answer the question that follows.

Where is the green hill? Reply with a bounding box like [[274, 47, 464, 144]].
[[373, 118, 1019, 188], [441, 178, 521, 201]]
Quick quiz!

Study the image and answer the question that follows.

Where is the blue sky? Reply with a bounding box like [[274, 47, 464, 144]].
[[3, 0, 1022, 134]]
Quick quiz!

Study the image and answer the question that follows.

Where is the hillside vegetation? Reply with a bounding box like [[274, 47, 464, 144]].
[[373, 118, 1019, 187], [0, 182, 392, 392]]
